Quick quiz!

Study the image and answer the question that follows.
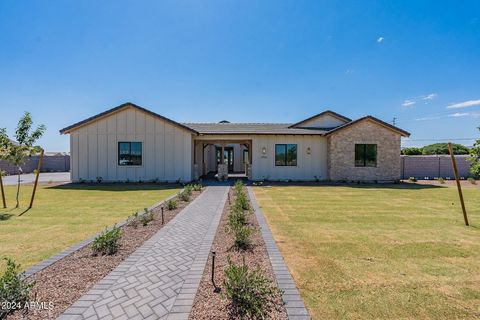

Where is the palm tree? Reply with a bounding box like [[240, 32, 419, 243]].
[[3, 113, 46, 208]]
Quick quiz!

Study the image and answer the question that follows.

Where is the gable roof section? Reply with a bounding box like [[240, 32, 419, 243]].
[[289, 110, 352, 128], [59, 102, 198, 134], [324, 116, 410, 137]]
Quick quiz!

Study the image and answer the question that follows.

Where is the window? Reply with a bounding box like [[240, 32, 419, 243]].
[[275, 144, 297, 166], [118, 142, 142, 166], [355, 144, 377, 167]]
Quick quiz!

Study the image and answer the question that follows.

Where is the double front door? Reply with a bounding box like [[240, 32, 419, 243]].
[[216, 147, 234, 172]]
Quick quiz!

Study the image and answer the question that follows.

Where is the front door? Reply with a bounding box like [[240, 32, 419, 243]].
[[216, 147, 234, 172]]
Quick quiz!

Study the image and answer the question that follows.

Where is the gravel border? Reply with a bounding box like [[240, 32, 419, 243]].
[[189, 186, 288, 320], [247, 186, 311, 320], [23, 190, 182, 278]]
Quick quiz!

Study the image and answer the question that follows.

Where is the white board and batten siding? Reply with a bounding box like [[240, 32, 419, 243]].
[[70, 107, 192, 182], [251, 135, 328, 181]]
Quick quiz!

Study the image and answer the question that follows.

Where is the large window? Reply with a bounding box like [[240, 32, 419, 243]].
[[275, 144, 297, 166], [118, 142, 142, 166], [355, 144, 377, 167]]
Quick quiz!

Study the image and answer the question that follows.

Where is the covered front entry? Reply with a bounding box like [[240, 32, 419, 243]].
[[193, 139, 252, 181], [216, 146, 234, 172]]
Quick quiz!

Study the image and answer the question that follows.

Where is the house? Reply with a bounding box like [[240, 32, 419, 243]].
[[59, 102, 410, 182]]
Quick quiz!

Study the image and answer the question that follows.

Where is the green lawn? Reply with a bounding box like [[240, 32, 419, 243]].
[[0, 183, 181, 271], [253, 184, 480, 319]]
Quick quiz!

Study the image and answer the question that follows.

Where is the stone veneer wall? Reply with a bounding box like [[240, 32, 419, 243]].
[[327, 120, 402, 181]]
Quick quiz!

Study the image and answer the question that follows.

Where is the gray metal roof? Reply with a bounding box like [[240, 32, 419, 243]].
[[182, 123, 329, 135]]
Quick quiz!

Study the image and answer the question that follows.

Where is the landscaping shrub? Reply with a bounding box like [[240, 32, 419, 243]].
[[92, 225, 122, 255], [140, 208, 154, 226], [408, 177, 417, 182], [96, 176, 103, 183], [228, 220, 252, 250], [467, 177, 476, 184], [234, 180, 244, 195], [191, 183, 202, 191], [438, 177, 445, 184], [179, 190, 191, 202], [229, 207, 246, 226], [0, 257, 35, 316], [222, 257, 282, 319], [166, 199, 178, 210], [127, 212, 140, 228], [128, 208, 154, 227], [235, 192, 250, 211]]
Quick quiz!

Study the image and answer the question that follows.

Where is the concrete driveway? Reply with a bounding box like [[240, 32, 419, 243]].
[[2, 172, 70, 185]]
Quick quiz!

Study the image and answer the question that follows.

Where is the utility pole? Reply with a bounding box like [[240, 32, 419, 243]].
[[392, 117, 397, 126]]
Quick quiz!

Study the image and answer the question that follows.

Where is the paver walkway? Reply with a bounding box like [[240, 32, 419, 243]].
[[58, 186, 228, 320]]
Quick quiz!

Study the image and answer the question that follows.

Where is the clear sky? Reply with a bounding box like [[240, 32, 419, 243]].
[[1, 0, 479, 151]]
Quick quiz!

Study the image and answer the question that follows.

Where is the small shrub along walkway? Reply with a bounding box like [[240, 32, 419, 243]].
[[189, 181, 288, 320], [6, 184, 203, 320]]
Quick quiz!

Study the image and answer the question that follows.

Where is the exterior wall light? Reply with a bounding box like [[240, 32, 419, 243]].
[[261, 147, 267, 155], [306, 147, 311, 155]]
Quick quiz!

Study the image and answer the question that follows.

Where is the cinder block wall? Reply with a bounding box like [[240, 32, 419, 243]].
[[401, 155, 472, 179], [0, 155, 70, 175], [327, 120, 402, 182]]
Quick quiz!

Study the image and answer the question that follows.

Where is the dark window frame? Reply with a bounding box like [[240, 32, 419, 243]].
[[275, 144, 297, 167], [355, 144, 377, 167], [118, 141, 143, 166]]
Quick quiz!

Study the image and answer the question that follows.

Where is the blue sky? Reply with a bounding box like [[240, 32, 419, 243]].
[[1, 0, 479, 151]]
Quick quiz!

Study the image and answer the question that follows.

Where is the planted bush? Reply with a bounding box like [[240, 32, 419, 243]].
[[234, 180, 244, 195], [166, 199, 178, 210], [92, 225, 122, 255], [127, 212, 140, 228], [140, 209, 154, 226], [438, 177, 445, 184], [468, 177, 476, 184], [227, 219, 252, 250], [179, 190, 191, 202], [128, 208, 154, 227], [191, 183, 202, 191], [229, 207, 246, 226], [222, 257, 282, 319], [0, 257, 35, 316], [235, 192, 250, 211]]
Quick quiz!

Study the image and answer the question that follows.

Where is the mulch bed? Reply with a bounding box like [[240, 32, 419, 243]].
[[189, 187, 288, 320], [8, 189, 202, 320]]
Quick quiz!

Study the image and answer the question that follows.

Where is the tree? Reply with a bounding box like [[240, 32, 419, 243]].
[[468, 128, 480, 178], [3, 113, 46, 208], [422, 143, 470, 155], [0, 129, 13, 208], [401, 147, 423, 155]]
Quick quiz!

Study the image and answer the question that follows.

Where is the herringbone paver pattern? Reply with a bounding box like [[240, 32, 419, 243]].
[[58, 186, 228, 320]]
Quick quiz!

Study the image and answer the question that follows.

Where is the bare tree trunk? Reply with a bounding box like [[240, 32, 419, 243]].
[[15, 171, 20, 208], [0, 173, 6, 208]]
